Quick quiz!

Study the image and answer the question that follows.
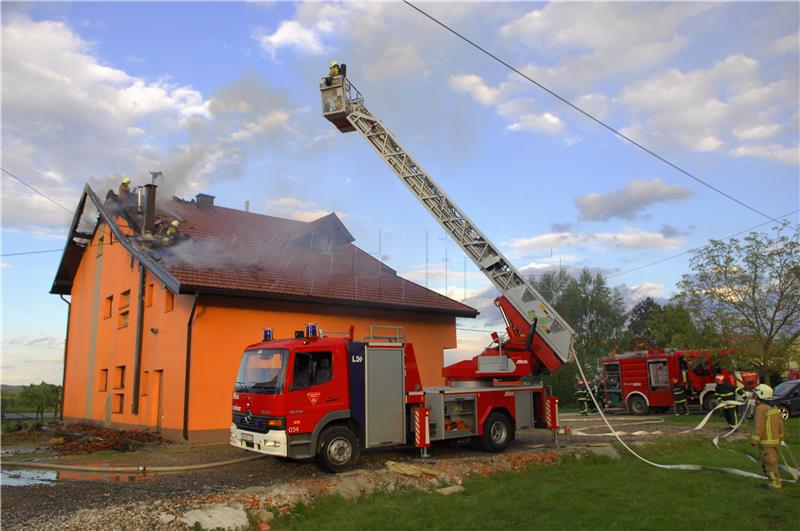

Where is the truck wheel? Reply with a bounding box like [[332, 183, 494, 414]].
[[316, 425, 359, 473], [627, 395, 648, 416], [702, 393, 717, 412], [478, 412, 513, 453]]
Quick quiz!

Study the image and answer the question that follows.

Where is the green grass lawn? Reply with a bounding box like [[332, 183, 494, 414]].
[[274, 418, 800, 531]]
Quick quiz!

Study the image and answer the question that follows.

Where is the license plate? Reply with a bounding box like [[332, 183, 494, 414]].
[[241, 433, 253, 443]]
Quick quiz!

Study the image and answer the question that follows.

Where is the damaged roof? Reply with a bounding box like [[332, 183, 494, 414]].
[[52, 185, 478, 318]]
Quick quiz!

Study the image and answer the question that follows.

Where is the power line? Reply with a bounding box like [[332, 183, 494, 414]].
[[607, 208, 799, 279], [404, 1, 783, 224], [1, 167, 72, 213], [1, 249, 62, 257]]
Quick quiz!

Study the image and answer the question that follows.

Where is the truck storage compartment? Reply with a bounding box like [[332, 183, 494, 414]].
[[364, 346, 405, 447], [442, 394, 476, 439]]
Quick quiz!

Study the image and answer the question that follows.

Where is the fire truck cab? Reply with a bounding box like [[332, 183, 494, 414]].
[[231, 325, 553, 472]]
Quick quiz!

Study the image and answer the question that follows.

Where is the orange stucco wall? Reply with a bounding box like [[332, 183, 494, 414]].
[[187, 297, 457, 437], [63, 223, 460, 443], [63, 221, 194, 439]]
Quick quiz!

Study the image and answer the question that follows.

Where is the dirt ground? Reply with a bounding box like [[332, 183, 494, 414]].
[[0, 414, 692, 530]]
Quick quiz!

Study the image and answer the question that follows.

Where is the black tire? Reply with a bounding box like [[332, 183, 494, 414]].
[[316, 425, 360, 473], [779, 406, 790, 421], [702, 393, 717, 412], [478, 412, 513, 453], [627, 395, 649, 416]]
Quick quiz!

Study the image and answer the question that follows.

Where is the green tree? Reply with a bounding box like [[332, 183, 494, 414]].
[[627, 297, 661, 349], [20, 382, 61, 421], [676, 226, 800, 384], [532, 268, 627, 405]]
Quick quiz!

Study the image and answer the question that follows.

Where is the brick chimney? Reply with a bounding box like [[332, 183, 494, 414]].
[[143, 184, 157, 235], [196, 193, 215, 210]]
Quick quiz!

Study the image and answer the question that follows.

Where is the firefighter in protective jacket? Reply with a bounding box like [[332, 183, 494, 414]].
[[671, 377, 689, 415], [576, 380, 589, 416], [715, 374, 739, 429], [751, 384, 784, 489]]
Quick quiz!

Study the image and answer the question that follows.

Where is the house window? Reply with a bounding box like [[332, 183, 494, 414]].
[[112, 394, 124, 414], [145, 283, 154, 307], [291, 351, 333, 390], [141, 371, 149, 397], [98, 369, 108, 392], [165, 290, 174, 312], [103, 296, 113, 319], [118, 310, 129, 328], [120, 290, 130, 309], [113, 366, 126, 389]]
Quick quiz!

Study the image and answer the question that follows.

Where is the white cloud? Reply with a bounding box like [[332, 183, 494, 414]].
[[731, 143, 799, 165], [1, 15, 309, 235], [771, 31, 799, 54], [265, 196, 346, 222], [510, 229, 682, 253], [255, 20, 329, 58], [367, 43, 430, 81], [618, 54, 797, 157], [450, 75, 565, 137], [575, 178, 694, 221], [501, 3, 711, 92]]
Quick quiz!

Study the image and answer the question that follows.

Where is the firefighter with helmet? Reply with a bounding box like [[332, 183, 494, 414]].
[[158, 219, 180, 245], [118, 177, 131, 201], [751, 384, 784, 489], [575, 379, 590, 416], [329, 60, 340, 78], [715, 373, 739, 429], [671, 377, 689, 415]]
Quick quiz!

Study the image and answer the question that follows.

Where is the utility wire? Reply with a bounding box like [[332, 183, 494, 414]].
[[1, 249, 63, 257], [404, 1, 783, 224], [607, 208, 799, 279], [2, 167, 72, 213]]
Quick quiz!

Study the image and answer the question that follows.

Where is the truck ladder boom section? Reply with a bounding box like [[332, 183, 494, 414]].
[[320, 75, 575, 364]]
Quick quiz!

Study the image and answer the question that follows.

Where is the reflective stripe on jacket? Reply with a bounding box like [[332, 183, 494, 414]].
[[751, 403, 784, 446]]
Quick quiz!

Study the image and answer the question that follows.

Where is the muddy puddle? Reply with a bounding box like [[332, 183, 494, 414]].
[[1, 467, 156, 486]]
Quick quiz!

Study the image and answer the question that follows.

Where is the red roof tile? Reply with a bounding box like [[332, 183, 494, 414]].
[[144, 197, 477, 317]]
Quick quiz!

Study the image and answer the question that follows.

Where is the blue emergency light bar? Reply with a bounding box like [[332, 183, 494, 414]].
[[306, 323, 318, 337], [262, 328, 273, 342]]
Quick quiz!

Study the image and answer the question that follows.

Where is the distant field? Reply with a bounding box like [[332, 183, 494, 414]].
[[274, 418, 800, 530]]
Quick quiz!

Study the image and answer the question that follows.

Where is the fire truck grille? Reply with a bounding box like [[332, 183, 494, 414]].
[[232, 411, 271, 433]]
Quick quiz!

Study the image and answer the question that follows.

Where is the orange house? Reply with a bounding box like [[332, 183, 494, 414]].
[[52, 185, 477, 443]]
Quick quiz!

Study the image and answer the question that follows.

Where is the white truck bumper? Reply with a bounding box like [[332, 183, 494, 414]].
[[229, 425, 288, 457]]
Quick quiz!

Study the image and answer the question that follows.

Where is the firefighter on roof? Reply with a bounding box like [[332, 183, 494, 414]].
[[158, 219, 180, 245], [575, 380, 590, 416], [751, 384, 784, 489], [118, 177, 131, 201], [671, 377, 689, 415], [715, 373, 739, 429]]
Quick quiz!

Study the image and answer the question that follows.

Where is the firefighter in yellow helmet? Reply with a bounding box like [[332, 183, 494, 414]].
[[159, 219, 180, 245], [329, 60, 340, 78], [751, 384, 784, 489], [118, 177, 131, 201]]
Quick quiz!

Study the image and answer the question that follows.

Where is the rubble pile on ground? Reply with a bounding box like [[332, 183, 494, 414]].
[[50, 424, 166, 454]]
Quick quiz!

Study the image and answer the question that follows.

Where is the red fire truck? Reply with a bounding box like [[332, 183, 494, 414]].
[[600, 349, 758, 415], [231, 324, 559, 472], [229, 68, 574, 471]]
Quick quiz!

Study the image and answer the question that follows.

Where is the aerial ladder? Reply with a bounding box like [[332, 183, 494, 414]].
[[320, 67, 575, 380]]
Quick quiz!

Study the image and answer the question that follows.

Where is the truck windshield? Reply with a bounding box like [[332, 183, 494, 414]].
[[235, 349, 287, 394]]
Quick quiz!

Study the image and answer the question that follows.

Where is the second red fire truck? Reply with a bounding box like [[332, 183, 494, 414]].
[[600, 349, 759, 415]]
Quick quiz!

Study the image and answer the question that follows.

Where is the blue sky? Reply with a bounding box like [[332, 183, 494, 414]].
[[2, 2, 798, 385]]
